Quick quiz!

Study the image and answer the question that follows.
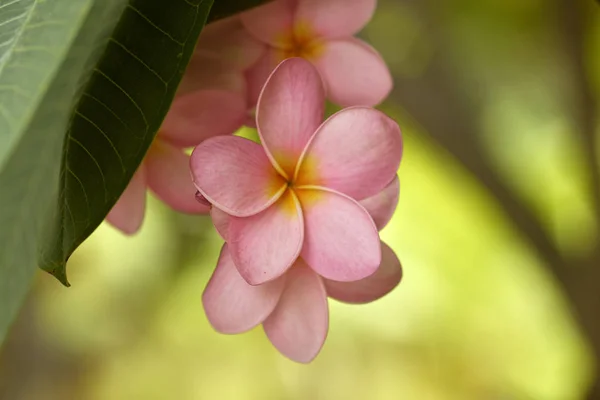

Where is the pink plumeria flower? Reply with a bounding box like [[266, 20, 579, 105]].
[[241, 0, 392, 109], [204, 177, 401, 363], [107, 18, 264, 234], [190, 58, 402, 362]]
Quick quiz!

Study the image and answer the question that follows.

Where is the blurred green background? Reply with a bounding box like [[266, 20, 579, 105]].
[[2, 0, 600, 398]]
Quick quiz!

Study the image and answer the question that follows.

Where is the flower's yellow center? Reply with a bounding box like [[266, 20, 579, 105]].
[[276, 21, 324, 62], [265, 150, 324, 217]]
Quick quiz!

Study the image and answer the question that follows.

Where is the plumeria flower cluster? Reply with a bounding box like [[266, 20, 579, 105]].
[[104, 0, 402, 363], [192, 57, 402, 362], [107, 0, 391, 234]]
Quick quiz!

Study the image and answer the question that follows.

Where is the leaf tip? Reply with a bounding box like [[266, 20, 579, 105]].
[[45, 264, 71, 287]]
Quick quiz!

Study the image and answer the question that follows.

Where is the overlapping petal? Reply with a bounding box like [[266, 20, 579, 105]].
[[297, 188, 381, 281], [145, 141, 209, 214], [359, 175, 400, 231], [325, 242, 402, 304], [241, 0, 295, 47], [106, 167, 147, 235], [296, 106, 402, 200], [229, 190, 304, 285], [160, 90, 246, 147], [263, 262, 328, 363], [196, 17, 265, 71], [244, 48, 280, 113], [314, 38, 392, 107], [203, 244, 286, 334], [180, 53, 246, 95], [295, 0, 376, 39], [211, 206, 231, 241], [191, 135, 287, 217], [256, 58, 325, 178]]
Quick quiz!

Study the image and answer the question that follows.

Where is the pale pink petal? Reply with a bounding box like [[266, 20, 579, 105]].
[[245, 48, 280, 111], [241, 0, 295, 47], [263, 262, 328, 363], [296, 0, 376, 38], [160, 90, 246, 147], [196, 17, 266, 71], [211, 206, 231, 241], [229, 190, 303, 285], [314, 38, 392, 107], [180, 53, 246, 94], [359, 175, 400, 231], [203, 244, 286, 334], [191, 135, 287, 217], [145, 141, 209, 214], [106, 167, 147, 235], [296, 107, 402, 200], [325, 242, 402, 304], [297, 188, 381, 282], [256, 58, 325, 177]]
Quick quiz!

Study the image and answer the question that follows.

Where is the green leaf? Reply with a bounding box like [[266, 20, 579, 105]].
[[0, 0, 271, 343], [0, 0, 108, 346], [0, 0, 211, 342], [38, 0, 215, 286]]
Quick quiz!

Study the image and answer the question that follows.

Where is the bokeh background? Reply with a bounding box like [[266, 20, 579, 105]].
[[2, 0, 600, 398]]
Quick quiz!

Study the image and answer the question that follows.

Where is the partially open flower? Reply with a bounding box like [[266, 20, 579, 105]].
[[241, 0, 392, 108], [191, 58, 403, 362]]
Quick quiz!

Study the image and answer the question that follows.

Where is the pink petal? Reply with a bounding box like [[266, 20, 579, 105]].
[[180, 53, 246, 94], [240, 0, 295, 47], [359, 175, 400, 231], [144, 140, 209, 214], [190, 135, 287, 217], [263, 262, 328, 363], [297, 188, 381, 282], [211, 206, 231, 241], [229, 190, 303, 285], [106, 167, 147, 235], [296, 107, 402, 200], [160, 90, 246, 148], [244, 49, 280, 111], [314, 38, 392, 107], [203, 244, 286, 334], [256, 58, 325, 178], [196, 17, 265, 71], [324, 242, 402, 304], [296, 0, 376, 39]]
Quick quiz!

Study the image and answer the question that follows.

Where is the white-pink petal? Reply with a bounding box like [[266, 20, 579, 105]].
[[256, 57, 325, 178], [241, 0, 295, 47], [145, 141, 210, 214], [160, 90, 246, 148], [106, 167, 147, 235], [297, 188, 381, 282], [314, 38, 392, 107], [203, 244, 286, 334], [325, 242, 402, 304], [295, 0, 376, 39], [359, 175, 400, 231], [196, 16, 265, 71], [244, 48, 280, 111], [263, 262, 328, 363], [229, 190, 303, 285], [190, 135, 286, 217], [296, 106, 402, 200], [210, 206, 231, 241]]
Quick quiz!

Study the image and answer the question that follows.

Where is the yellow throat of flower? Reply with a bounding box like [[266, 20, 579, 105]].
[[276, 21, 325, 62]]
